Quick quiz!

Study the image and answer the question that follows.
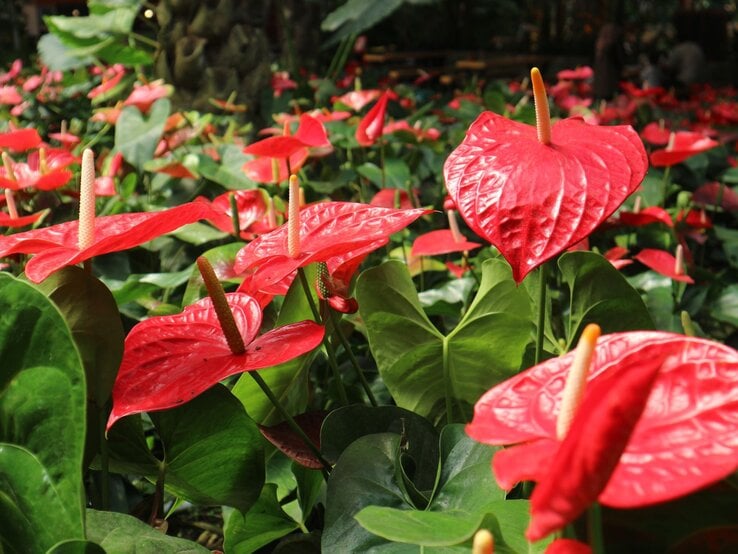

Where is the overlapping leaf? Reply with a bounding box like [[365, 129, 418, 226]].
[[444, 112, 647, 282]]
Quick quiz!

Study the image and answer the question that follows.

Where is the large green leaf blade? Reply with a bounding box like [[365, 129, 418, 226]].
[[223, 484, 300, 553], [85, 509, 209, 553], [151, 385, 264, 512], [357, 260, 531, 421], [0, 273, 86, 548], [0, 445, 81, 553], [355, 507, 483, 546], [558, 251, 654, 348], [115, 99, 170, 169]]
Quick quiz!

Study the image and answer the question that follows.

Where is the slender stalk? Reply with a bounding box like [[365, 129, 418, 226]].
[[297, 267, 321, 323], [660, 166, 672, 207], [98, 403, 110, 511], [229, 192, 241, 237], [587, 503, 606, 554], [442, 337, 453, 425], [534, 263, 548, 365], [249, 371, 331, 477], [328, 309, 377, 406]]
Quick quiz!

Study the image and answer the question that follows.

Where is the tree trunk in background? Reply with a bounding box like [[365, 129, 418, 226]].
[[153, 0, 272, 117]]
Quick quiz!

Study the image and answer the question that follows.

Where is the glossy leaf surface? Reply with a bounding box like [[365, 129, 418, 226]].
[[86, 509, 209, 553], [234, 202, 428, 295], [150, 385, 264, 511], [0, 273, 86, 550], [444, 111, 647, 282], [107, 293, 324, 429], [467, 332, 738, 514], [0, 201, 216, 283], [114, 98, 170, 169], [357, 259, 532, 421]]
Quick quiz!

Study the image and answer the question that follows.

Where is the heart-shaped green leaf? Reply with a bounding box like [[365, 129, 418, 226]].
[[150, 384, 265, 512], [357, 259, 532, 421], [0, 273, 86, 550], [115, 98, 170, 169], [85, 509, 209, 553]]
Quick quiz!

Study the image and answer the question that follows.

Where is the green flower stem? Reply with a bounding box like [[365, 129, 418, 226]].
[[297, 267, 322, 323], [248, 371, 331, 478], [296, 268, 348, 405], [98, 402, 110, 511], [587, 502, 606, 554], [660, 166, 672, 207], [229, 192, 241, 237], [328, 308, 378, 407], [442, 337, 453, 425], [534, 263, 548, 365]]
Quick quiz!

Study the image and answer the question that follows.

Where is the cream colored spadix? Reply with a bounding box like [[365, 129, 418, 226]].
[[472, 529, 494, 554], [287, 174, 301, 258], [2, 152, 18, 220], [447, 209, 463, 243], [78, 148, 96, 250], [674, 244, 686, 276], [530, 67, 551, 145], [556, 323, 602, 440]]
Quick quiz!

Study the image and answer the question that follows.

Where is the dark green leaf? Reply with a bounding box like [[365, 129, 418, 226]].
[[37, 266, 124, 407], [0, 274, 86, 549], [150, 385, 264, 511], [557, 251, 654, 348], [85, 509, 209, 553], [38, 34, 92, 71], [223, 484, 299, 553], [355, 507, 483, 546], [115, 99, 170, 169], [357, 260, 531, 421], [47, 540, 107, 554]]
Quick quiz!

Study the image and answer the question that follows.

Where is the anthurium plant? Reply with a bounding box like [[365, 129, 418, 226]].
[[2, 33, 738, 554]]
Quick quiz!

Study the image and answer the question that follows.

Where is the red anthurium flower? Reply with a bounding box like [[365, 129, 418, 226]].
[[634, 247, 694, 283], [271, 71, 298, 97], [676, 208, 712, 230], [640, 121, 671, 146], [650, 131, 719, 167], [411, 229, 481, 256], [274, 109, 351, 125], [467, 329, 738, 541], [243, 114, 330, 184], [556, 66, 593, 81], [201, 189, 271, 240], [0, 201, 216, 283], [618, 205, 673, 227], [0, 59, 22, 85], [124, 80, 173, 113], [0, 128, 42, 152], [87, 64, 125, 99], [234, 200, 428, 296], [0, 149, 77, 191], [369, 188, 415, 209], [356, 91, 391, 146], [546, 539, 592, 554], [333, 89, 381, 111], [0, 85, 22, 105], [48, 131, 81, 149], [0, 211, 46, 228], [603, 246, 632, 269], [444, 68, 647, 283], [107, 292, 324, 430], [383, 120, 441, 142], [91, 104, 123, 125]]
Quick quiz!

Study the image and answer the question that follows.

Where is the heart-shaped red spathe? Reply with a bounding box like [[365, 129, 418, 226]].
[[444, 112, 647, 282], [107, 293, 324, 430], [650, 131, 719, 167], [466, 331, 738, 513], [234, 201, 428, 295], [411, 229, 482, 257], [634, 248, 694, 283], [0, 202, 216, 283]]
